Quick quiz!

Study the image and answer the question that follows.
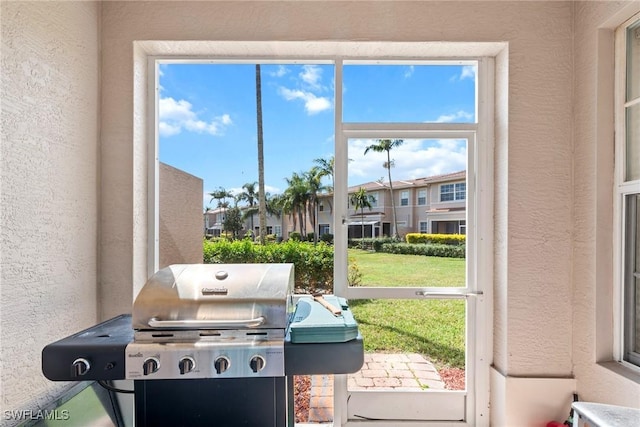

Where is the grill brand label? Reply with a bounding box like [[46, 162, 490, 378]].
[[202, 287, 228, 296], [128, 352, 143, 358]]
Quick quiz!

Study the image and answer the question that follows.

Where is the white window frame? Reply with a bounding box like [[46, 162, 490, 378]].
[[418, 189, 427, 205], [319, 223, 330, 236], [141, 43, 499, 427], [400, 190, 409, 206], [419, 221, 428, 233], [614, 13, 640, 370], [440, 182, 466, 202]]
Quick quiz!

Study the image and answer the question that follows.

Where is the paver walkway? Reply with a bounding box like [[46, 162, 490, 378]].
[[307, 353, 445, 423]]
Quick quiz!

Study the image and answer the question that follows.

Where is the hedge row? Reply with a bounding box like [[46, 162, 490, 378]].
[[203, 239, 334, 291], [405, 233, 466, 245], [381, 243, 466, 258], [348, 237, 399, 251]]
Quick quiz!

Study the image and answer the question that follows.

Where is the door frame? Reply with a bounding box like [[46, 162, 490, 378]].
[[332, 59, 494, 427]]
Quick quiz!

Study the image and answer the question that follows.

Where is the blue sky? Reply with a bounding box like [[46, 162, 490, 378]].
[[158, 62, 476, 208]]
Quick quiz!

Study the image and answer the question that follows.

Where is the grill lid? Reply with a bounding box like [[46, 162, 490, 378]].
[[132, 263, 294, 331]]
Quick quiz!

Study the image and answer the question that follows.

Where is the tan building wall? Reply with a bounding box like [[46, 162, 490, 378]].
[[0, 1, 100, 420], [159, 163, 203, 268]]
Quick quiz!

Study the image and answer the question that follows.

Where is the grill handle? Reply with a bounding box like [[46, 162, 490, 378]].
[[147, 317, 265, 329]]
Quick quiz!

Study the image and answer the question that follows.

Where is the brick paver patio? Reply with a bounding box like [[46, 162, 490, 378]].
[[307, 353, 445, 423]]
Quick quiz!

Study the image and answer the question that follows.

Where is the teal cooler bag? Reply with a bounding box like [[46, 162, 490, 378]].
[[288, 295, 359, 343]]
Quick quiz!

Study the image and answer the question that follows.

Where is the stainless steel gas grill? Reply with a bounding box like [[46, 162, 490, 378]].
[[126, 263, 294, 380], [42, 263, 364, 427]]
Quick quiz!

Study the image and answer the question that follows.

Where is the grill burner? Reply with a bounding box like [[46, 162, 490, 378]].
[[42, 263, 364, 427]]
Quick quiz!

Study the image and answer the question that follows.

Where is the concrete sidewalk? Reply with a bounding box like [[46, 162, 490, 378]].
[[307, 353, 445, 423]]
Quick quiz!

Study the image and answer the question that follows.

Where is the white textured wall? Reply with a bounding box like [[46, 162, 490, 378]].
[[572, 0, 640, 407], [159, 163, 203, 269], [0, 1, 100, 423]]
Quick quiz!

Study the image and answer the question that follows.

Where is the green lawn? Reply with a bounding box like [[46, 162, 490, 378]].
[[348, 249, 466, 368]]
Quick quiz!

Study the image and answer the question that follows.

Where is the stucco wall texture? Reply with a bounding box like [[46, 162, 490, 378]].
[[159, 163, 204, 269], [0, 0, 100, 421], [572, 0, 640, 408]]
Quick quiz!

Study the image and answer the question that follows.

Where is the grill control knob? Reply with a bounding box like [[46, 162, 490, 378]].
[[178, 357, 195, 375], [249, 355, 266, 373], [214, 356, 230, 374], [143, 357, 160, 376], [72, 358, 90, 377]]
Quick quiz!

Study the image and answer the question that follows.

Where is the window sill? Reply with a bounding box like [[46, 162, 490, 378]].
[[598, 361, 640, 385]]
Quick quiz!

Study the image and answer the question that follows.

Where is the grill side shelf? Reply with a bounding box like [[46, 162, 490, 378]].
[[284, 334, 364, 375], [42, 314, 133, 381]]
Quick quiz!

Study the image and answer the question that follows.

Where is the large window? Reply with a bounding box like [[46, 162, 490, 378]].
[[440, 182, 466, 202], [618, 15, 640, 368], [149, 50, 494, 426]]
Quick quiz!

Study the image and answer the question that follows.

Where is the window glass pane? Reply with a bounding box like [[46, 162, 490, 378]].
[[158, 62, 334, 247], [348, 299, 466, 393], [626, 103, 640, 181], [625, 194, 640, 363], [343, 64, 476, 123], [441, 184, 454, 201], [456, 183, 466, 201], [347, 137, 466, 286], [627, 20, 640, 101]]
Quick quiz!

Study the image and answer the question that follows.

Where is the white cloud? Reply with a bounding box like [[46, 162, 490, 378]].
[[435, 110, 474, 123], [158, 121, 181, 137], [269, 65, 289, 78], [404, 65, 415, 78], [460, 65, 477, 80], [278, 87, 331, 115], [299, 65, 323, 90], [277, 65, 332, 115], [159, 97, 232, 137], [220, 114, 232, 125], [347, 138, 466, 185]]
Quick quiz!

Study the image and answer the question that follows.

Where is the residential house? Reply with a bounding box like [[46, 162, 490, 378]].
[[320, 170, 468, 239], [205, 206, 285, 239]]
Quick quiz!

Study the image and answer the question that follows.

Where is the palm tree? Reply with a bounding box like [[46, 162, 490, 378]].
[[313, 156, 335, 192], [284, 172, 310, 237], [238, 181, 259, 234], [350, 187, 375, 245], [364, 139, 404, 238], [305, 166, 328, 243], [256, 64, 266, 245], [209, 187, 233, 235]]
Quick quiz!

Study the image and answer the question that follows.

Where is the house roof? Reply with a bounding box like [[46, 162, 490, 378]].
[[347, 170, 466, 193]]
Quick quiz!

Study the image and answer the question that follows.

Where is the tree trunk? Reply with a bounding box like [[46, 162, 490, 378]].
[[256, 64, 267, 244], [387, 150, 398, 238]]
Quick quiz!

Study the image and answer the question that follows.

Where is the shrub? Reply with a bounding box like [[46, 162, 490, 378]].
[[265, 234, 277, 243], [320, 233, 334, 244], [203, 239, 334, 291], [288, 231, 302, 241], [405, 233, 466, 246], [381, 243, 466, 258], [348, 237, 398, 251], [348, 258, 363, 286]]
